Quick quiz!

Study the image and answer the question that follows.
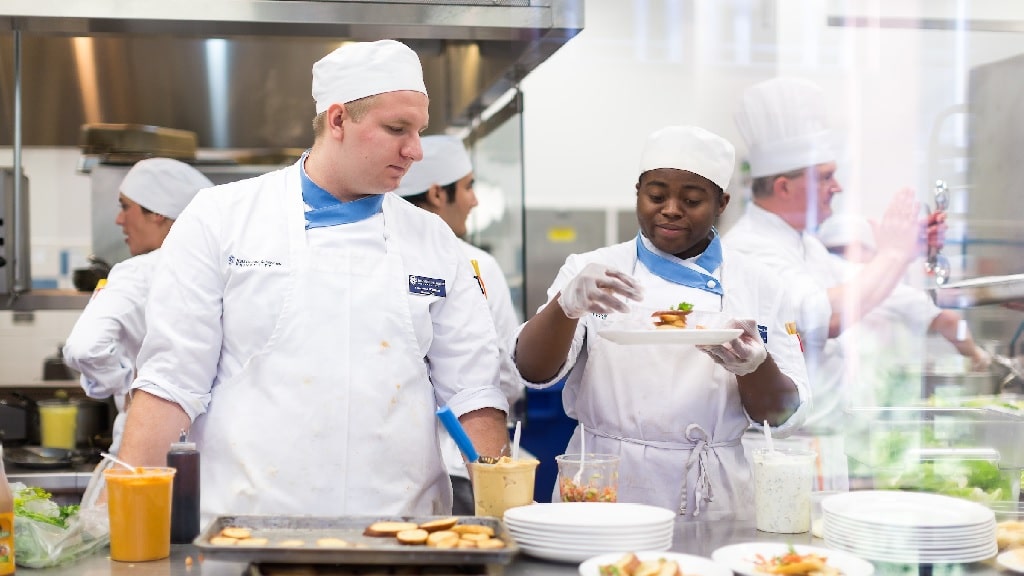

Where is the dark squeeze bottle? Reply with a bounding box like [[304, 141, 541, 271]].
[[167, 429, 200, 544]]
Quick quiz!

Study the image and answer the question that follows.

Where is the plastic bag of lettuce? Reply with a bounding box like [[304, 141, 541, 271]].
[[11, 480, 109, 568]]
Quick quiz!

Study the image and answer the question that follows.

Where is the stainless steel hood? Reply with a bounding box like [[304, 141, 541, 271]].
[[0, 0, 583, 148]]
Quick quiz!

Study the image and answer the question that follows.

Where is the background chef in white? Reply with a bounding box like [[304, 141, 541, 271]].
[[817, 213, 991, 407], [725, 77, 944, 490], [394, 134, 525, 514], [116, 40, 510, 519], [63, 158, 212, 454], [512, 125, 809, 519]]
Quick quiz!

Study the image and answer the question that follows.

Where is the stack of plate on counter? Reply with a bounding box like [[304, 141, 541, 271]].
[[821, 490, 998, 564], [503, 502, 675, 563]]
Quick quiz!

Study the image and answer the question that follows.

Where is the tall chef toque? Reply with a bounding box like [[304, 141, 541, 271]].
[[120, 158, 213, 220], [312, 39, 427, 114], [394, 135, 472, 197], [734, 77, 836, 178], [639, 125, 736, 191]]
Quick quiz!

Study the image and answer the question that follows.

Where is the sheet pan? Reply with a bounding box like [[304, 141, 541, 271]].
[[195, 515, 517, 566]]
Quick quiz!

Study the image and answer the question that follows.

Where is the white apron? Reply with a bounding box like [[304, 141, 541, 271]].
[[555, 262, 754, 520], [195, 175, 449, 519]]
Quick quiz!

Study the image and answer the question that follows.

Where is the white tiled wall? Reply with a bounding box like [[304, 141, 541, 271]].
[[1, 147, 93, 384], [0, 310, 82, 385]]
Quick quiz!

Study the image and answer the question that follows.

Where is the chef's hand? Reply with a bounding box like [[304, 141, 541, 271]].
[[697, 319, 767, 376], [923, 210, 947, 253], [874, 188, 923, 264], [970, 348, 992, 372], [557, 263, 644, 319]]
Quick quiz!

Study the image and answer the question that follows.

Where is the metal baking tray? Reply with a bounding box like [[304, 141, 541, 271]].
[[246, 562, 500, 575], [195, 515, 517, 566], [933, 273, 1024, 308]]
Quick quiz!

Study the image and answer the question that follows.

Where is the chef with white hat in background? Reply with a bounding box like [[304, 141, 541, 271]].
[[115, 39, 510, 519], [513, 125, 809, 519], [816, 213, 991, 407], [724, 77, 945, 490], [63, 158, 212, 454], [394, 134, 525, 514]]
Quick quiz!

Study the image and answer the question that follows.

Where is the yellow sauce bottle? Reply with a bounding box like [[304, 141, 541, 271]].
[[0, 444, 16, 574]]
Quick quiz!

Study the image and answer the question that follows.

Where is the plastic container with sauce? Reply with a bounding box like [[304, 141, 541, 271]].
[[37, 400, 78, 450]]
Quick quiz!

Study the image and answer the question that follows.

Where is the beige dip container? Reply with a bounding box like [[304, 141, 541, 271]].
[[470, 457, 539, 518]]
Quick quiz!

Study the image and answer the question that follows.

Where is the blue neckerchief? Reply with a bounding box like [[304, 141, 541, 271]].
[[300, 158, 384, 230], [635, 230, 724, 295]]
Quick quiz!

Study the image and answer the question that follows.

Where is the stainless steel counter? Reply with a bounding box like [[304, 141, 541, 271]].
[[16, 519, 1011, 575]]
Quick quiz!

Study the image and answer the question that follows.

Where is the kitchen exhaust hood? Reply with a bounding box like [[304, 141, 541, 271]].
[[0, 0, 584, 148]]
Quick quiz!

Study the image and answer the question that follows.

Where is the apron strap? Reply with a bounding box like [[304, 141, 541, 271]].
[[587, 423, 741, 516]]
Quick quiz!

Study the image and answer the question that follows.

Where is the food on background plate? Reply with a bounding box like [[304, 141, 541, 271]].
[[752, 546, 840, 576], [363, 521, 420, 537], [998, 521, 1024, 550], [598, 552, 682, 576], [559, 475, 617, 502], [652, 302, 695, 329]]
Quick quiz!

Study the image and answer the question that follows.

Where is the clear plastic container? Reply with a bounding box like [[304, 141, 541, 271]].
[[845, 407, 1023, 503]]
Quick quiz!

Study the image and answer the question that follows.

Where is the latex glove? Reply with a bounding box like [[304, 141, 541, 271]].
[[557, 263, 644, 319], [969, 348, 992, 372], [697, 318, 767, 376]]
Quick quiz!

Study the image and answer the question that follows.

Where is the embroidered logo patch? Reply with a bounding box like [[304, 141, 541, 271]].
[[757, 324, 768, 344], [409, 275, 446, 297]]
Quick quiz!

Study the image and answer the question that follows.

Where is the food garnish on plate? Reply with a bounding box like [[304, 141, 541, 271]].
[[599, 552, 683, 576], [651, 302, 695, 330], [752, 545, 840, 576]]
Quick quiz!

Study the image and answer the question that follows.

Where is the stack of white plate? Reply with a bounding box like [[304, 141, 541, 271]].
[[503, 502, 675, 563], [822, 490, 997, 564]]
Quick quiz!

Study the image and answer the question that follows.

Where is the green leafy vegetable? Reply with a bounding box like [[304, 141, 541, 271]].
[[13, 486, 79, 529], [672, 302, 693, 312]]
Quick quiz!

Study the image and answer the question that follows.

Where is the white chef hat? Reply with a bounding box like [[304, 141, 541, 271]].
[[639, 125, 736, 191], [394, 135, 473, 198], [120, 158, 213, 220], [312, 40, 427, 114], [817, 213, 876, 251], [735, 77, 837, 178]]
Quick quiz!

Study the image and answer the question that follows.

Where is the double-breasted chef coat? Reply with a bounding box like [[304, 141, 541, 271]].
[[440, 239, 523, 482], [513, 233, 810, 520], [132, 159, 508, 522], [724, 202, 849, 490], [64, 250, 161, 453]]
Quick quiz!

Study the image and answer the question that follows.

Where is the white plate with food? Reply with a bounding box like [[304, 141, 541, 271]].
[[711, 543, 874, 576], [579, 551, 732, 576], [998, 548, 1024, 573], [598, 328, 742, 346]]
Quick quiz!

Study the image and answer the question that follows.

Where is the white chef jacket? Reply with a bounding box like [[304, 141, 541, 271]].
[[828, 255, 942, 407], [724, 202, 842, 431], [514, 236, 809, 519], [440, 240, 523, 480], [132, 161, 507, 518], [63, 250, 161, 453]]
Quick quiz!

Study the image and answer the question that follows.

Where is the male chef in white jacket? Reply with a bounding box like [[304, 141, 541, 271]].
[[816, 214, 991, 407], [393, 135, 525, 514], [63, 158, 212, 454], [513, 125, 809, 519], [116, 40, 510, 519], [724, 77, 943, 490]]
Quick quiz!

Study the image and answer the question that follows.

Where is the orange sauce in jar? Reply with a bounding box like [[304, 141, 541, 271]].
[[104, 467, 176, 562]]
